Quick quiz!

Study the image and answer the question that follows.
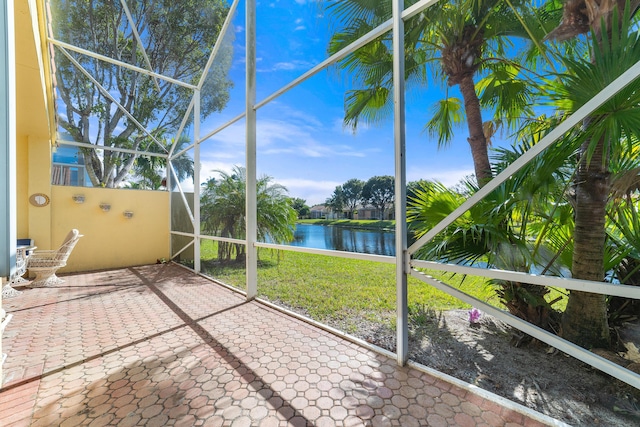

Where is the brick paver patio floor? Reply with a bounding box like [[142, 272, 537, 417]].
[[0, 263, 563, 426]]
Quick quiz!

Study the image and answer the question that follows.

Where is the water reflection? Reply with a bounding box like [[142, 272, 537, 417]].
[[289, 224, 395, 256]]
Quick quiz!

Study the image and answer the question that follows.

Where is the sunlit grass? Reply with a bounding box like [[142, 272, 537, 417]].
[[200, 240, 499, 327]]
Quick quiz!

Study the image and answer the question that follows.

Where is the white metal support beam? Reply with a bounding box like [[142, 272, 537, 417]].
[[412, 259, 640, 298], [57, 139, 168, 158], [246, 0, 257, 300], [194, 90, 201, 273], [409, 269, 640, 389], [168, 98, 194, 159], [169, 237, 195, 260], [170, 162, 196, 228], [408, 57, 640, 256], [56, 47, 168, 154], [198, 0, 241, 92], [119, 0, 160, 92], [401, 0, 441, 21], [48, 38, 197, 90], [392, 0, 409, 366], [1, 0, 16, 282], [174, 111, 248, 160]]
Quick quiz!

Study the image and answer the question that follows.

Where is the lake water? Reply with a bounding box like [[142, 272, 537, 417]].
[[288, 224, 396, 256]]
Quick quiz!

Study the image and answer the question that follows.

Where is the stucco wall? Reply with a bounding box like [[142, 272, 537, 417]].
[[14, 0, 171, 274], [50, 186, 170, 272]]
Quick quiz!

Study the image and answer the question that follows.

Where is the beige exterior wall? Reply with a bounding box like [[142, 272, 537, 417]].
[[25, 135, 53, 249], [50, 186, 170, 272], [15, 134, 29, 239], [14, 0, 171, 274]]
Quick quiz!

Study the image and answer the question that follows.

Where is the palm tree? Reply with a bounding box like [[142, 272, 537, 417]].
[[327, 0, 555, 186], [200, 166, 297, 262], [546, 3, 640, 348], [545, 0, 640, 41], [408, 134, 575, 329], [131, 135, 194, 190], [607, 188, 640, 322]]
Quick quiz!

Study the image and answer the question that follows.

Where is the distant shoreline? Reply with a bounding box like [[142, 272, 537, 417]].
[[296, 219, 396, 232]]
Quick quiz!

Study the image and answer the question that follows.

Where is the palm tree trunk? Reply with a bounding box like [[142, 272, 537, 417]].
[[458, 75, 492, 187], [561, 139, 610, 348]]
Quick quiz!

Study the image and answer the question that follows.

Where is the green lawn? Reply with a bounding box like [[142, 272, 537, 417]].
[[200, 240, 499, 330]]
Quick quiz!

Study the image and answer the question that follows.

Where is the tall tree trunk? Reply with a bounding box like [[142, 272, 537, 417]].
[[561, 139, 611, 348], [557, 0, 622, 349], [458, 75, 492, 187]]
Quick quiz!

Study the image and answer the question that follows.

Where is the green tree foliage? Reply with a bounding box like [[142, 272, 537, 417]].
[[407, 5, 640, 343], [342, 178, 364, 219], [325, 186, 345, 218], [607, 187, 640, 323], [200, 166, 297, 262], [51, 0, 233, 187], [130, 135, 193, 190], [546, 3, 640, 348], [408, 136, 576, 330], [327, 0, 555, 186], [290, 198, 311, 219], [407, 179, 432, 202], [362, 175, 394, 220]]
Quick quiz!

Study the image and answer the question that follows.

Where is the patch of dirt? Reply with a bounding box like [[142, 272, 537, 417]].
[[263, 293, 640, 426], [334, 309, 640, 426]]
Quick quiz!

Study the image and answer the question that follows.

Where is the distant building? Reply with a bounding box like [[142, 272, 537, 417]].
[[309, 204, 328, 219], [318, 203, 395, 220], [51, 144, 90, 187], [352, 204, 394, 220]]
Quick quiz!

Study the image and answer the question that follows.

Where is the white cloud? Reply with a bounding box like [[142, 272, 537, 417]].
[[407, 166, 474, 188], [278, 178, 341, 205], [272, 104, 323, 127], [200, 118, 245, 148], [178, 167, 340, 206], [294, 26, 306, 31], [260, 59, 315, 72], [289, 40, 302, 52], [177, 181, 194, 192], [262, 140, 366, 158], [272, 59, 314, 71], [331, 117, 348, 133], [330, 114, 378, 135], [198, 104, 379, 166], [178, 160, 241, 192], [255, 117, 371, 158], [200, 161, 238, 179]]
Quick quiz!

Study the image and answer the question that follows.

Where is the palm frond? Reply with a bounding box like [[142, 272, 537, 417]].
[[343, 87, 392, 129], [424, 97, 464, 148]]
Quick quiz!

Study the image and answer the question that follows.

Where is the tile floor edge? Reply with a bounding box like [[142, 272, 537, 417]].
[[405, 360, 571, 427], [255, 298, 397, 361], [184, 263, 569, 427], [256, 298, 570, 427], [259, 297, 569, 427]]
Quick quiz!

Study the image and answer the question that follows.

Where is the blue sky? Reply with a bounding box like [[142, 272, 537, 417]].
[[193, 0, 481, 205]]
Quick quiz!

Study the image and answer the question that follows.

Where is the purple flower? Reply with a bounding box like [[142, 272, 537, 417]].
[[469, 308, 482, 324]]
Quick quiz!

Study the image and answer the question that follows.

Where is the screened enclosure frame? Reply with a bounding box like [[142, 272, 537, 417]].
[[44, 0, 640, 390]]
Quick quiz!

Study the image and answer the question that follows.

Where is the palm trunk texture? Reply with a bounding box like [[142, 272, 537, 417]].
[[458, 76, 492, 187], [561, 140, 611, 348]]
